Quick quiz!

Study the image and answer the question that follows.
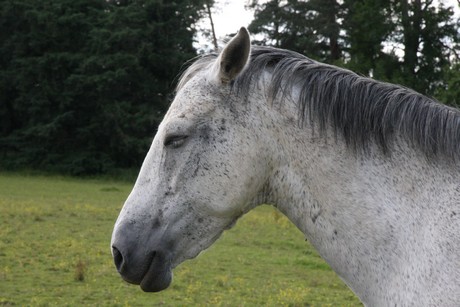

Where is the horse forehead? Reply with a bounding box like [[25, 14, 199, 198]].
[[169, 78, 224, 117]]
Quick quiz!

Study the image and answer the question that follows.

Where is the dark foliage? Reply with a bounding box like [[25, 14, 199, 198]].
[[0, 0, 208, 175], [1, 0, 459, 175], [248, 0, 460, 103]]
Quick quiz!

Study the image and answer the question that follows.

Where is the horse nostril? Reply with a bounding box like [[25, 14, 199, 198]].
[[112, 246, 124, 272]]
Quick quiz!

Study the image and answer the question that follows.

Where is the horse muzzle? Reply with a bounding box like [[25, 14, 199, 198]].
[[111, 221, 174, 292]]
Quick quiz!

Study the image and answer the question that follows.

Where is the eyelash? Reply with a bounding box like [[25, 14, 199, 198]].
[[164, 135, 188, 148]]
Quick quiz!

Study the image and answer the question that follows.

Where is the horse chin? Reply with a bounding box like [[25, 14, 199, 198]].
[[139, 252, 173, 292], [138, 218, 239, 292]]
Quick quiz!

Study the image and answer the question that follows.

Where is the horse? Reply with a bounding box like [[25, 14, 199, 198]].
[[111, 28, 460, 305]]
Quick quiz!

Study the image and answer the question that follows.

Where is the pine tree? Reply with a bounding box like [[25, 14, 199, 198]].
[[0, 0, 210, 174], [248, 0, 344, 62], [247, 0, 460, 97], [342, 0, 396, 78]]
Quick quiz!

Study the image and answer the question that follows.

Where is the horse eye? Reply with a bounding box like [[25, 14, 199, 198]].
[[164, 135, 188, 148]]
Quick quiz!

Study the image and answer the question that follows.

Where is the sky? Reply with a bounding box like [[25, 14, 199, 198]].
[[211, 0, 254, 38], [195, 0, 254, 51]]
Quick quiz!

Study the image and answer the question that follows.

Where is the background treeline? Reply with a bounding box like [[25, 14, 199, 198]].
[[0, 0, 459, 175], [0, 0, 209, 175], [248, 0, 460, 101]]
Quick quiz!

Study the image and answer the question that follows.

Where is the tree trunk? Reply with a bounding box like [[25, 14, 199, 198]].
[[327, 0, 341, 61], [400, 0, 422, 75], [205, 1, 218, 51]]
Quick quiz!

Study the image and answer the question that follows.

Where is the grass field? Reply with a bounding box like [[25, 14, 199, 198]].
[[0, 173, 361, 306]]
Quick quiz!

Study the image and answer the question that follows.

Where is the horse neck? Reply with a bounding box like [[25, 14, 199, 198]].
[[261, 97, 460, 304]]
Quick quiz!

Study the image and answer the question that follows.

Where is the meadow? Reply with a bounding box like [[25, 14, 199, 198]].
[[0, 173, 361, 306]]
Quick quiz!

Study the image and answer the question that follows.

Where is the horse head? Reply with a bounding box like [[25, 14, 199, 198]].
[[110, 28, 275, 292]]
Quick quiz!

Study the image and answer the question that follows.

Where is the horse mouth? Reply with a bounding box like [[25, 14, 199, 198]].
[[114, 247, 173, 292], [139, 251, 173, 292]]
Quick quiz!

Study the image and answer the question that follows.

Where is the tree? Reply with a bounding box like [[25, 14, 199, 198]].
[[306, 0, 342, 61], [248, 0, 344, 62], [0, 0, 209, 174], [247, 0, 460, 97], [392, 0, 459, 94], [0, 0, 108, 173], [437, 64, 460, 106], [342, 0, 396, 78], [205, 0, 218, 51], [247, 0, 287, 48]]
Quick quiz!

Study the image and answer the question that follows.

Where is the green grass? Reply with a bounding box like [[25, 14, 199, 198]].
[[0, 173, 362, 306]]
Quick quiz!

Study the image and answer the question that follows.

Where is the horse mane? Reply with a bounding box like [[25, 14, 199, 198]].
[[178, 46, 460, 161]]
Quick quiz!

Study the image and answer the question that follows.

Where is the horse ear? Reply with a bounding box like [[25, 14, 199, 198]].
[[216, 27, 251, 84]]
